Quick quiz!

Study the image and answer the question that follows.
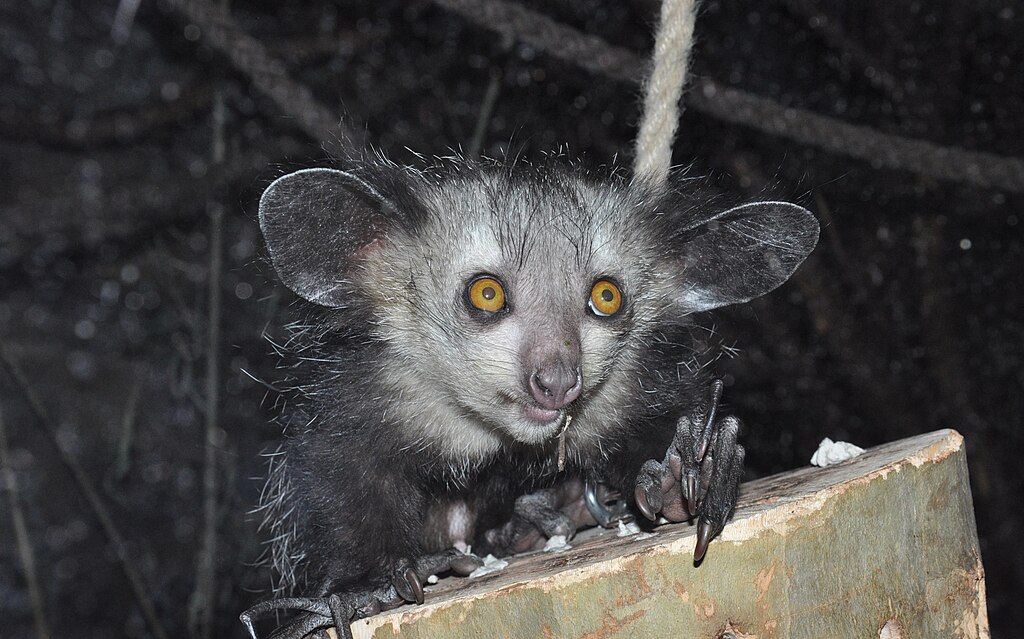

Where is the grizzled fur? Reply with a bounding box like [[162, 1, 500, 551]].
[[253, 156, 818, 597]]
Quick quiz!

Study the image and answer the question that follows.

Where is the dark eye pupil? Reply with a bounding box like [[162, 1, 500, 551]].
[[601, 289, 614, 302], [482, 286, 496, 300]]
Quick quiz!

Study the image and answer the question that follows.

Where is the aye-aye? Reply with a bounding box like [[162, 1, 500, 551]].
[[242, 157, 818, 639]]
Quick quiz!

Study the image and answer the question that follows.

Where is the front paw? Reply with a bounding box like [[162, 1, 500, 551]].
[[239, 592, 366, 639], [483, 487, 578, 555], [633, 379, 745, 562], [240, 550, 482, 639]]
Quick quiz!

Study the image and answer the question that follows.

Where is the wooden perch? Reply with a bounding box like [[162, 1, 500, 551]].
[[341, 429, 988, 638]]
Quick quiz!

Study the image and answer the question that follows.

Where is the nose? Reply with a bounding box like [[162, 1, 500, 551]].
[[529, 363, 582, 409]]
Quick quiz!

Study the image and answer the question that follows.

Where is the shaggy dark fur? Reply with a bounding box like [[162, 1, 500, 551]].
[[243, 156, 818, 638]]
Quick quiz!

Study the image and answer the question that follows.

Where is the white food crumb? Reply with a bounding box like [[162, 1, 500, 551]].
[[426, 574, 439, 584], [543, 534, 573, 552], [810, 437, 866, 467], [468, 554, 508, 578], [616, 520, 642, 537]]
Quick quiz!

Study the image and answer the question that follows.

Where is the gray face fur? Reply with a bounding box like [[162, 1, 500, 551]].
[[258, 164, 819, 466], [361, 174, 668, 460]]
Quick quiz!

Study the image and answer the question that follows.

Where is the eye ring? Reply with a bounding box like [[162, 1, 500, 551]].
[[589, 279, 623, 317], [467, 275, 507, 313]]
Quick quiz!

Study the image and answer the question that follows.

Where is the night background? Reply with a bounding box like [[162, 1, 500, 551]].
[[1, 0, 1021, 637]]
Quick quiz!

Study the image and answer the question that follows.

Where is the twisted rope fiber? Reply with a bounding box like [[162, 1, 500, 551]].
[[633, 0, 700, 184], [432, 0, 1024, 193]]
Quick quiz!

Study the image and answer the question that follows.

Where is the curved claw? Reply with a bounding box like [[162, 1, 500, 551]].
[[632, 460, 670, 522], [693, 519, 714, 563], [394, 567, 424, 605], [684, 474, 698, 516], [407, 568, 424, 605], [633, 483, 657, 521]]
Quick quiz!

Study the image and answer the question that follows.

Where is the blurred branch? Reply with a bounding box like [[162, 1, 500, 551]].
[[431, 0, 644, 82], [432, 0, 1024, 192], [0, 400, 51, 639], [112, 377, 141, 481], [467, 68, 502, 159], [0, 134, 305, 272], [688, 79, 1024, 192], [0, 341, 169, 639], [111, 0, 143, 44], [779, 0, 902, 102], [0, 27, 378, 151], [164, 0, 349, 144], [0, 85, 212, 150], [190, 79, 226, 639]]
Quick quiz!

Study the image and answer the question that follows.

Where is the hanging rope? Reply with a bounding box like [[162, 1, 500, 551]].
[[633, 0, 700, 185]]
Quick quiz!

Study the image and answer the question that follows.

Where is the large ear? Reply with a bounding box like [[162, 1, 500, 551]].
[[259, 168, 397, 307], [672, 201, 819, 313]]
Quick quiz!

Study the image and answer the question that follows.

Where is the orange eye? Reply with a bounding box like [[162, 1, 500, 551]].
[[468, 276, 506, 312], [589, 279, 623, 317]]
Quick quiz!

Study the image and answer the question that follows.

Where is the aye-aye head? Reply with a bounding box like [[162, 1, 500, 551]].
[[259, 161, 818, 460]]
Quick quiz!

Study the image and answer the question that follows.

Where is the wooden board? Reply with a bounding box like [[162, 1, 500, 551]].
[[345, 429, 988, 638]]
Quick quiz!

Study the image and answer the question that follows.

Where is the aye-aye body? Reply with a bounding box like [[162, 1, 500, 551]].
[[242, 158, 818, 639]]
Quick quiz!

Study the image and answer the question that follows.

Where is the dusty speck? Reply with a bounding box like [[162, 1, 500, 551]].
[[879, 619, 904, 639]]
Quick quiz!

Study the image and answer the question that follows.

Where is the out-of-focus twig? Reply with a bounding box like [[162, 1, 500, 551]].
[[467, 68, 503, 159], [190, 51, 228, 639], [431, 0, 644, 83], [112, 376, 140, 481], [0, 341, 169, 639], [111, 0, 143, 44], [812, 192, 849, 270], [0, 400, 51, 639], [0, 86, 212, 149], [780, 0, 902, 101], [165, 0, 346, 144]]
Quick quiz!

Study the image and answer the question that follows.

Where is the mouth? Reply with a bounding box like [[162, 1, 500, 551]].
[[522, 403, 562, 424], [490, 392, 573, 445]]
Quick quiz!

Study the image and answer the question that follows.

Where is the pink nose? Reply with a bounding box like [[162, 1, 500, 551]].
[[529, 365, 582, 409]]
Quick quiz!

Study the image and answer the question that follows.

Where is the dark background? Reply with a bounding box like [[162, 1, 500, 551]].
[[1, 0, 1020, 637]]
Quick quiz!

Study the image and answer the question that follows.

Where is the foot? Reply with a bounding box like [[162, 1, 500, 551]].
[[483, 482, 591, 555], [240, 549, 482, 639], [633, 379, 745, 562]]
